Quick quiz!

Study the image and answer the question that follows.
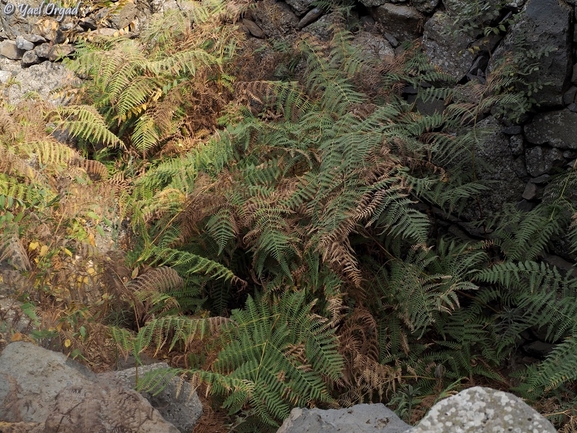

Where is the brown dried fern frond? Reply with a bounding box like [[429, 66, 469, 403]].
[[127, 266, 183, 294], [69, 158, 109, 181]]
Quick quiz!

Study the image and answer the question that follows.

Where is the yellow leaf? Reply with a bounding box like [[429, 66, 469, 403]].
[[63, 248, 73, 257], [39, 245, 49, 256], [87, 267, 96, 276], [88, 233, 96, 246], [29, 241, 39, 251], [11, 332, 24, 342], [64, 339, 72, 348]]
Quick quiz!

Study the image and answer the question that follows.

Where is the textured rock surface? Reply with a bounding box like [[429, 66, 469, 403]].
[[525, 146, 564, 177], [422, 12, 475, 81], [0, 59, 80, 105], [276, 404, 411, 433], [410, 387, 557, 432], [0, 342, 97, 423], [0, 342, 181, 432], [253, 0, 299, 38], [285, 0, 315, 16], [492, 0, 572, 106], [100, 363, 203, 433], [525, 110, 577, 149], [463, 117, 525, 219], [372, 4, 424, 42]]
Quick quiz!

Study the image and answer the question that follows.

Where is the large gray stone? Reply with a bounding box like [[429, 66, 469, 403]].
[[372, 4, 424, 43], [411, 0, 439, 13], [0, 342, 180, 432], [276, 403, 411, 433], [490, 0, 572, 106], [0, 342, 96, 423], [0, 41, 25, 61], [3, 60, 81, 105], [525, 110, 577, 149], [410, 386, 556, 432], [422, 12, 476, 81], [525, 146, 564, 177], [100, 363, 203, 433], [351, 32, 395, 62]]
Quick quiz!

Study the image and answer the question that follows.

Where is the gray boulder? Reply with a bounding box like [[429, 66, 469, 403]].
[[100, 363, 203, 433], [422, 12, 476, 81], [525, 146, 564, 177], [490, 0, 572, 106], [410, 386, 556, 432], [1, 59, 81, 105], [276, 403, 411, 433], [524, 110, 577, 150], [0, 342, 181, 432], [372, 5, 424, 43]]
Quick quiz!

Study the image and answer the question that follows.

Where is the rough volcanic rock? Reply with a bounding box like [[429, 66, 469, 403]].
[[410, 387, 557, 432], [371, 4, 424, 42], [0, 342, 181, 432], [524, 110, 577, 149], [490, 0, 572, 106], [276, 404, 411, 433], [100, 363, 203, 433], [422, 12, 476, 81]]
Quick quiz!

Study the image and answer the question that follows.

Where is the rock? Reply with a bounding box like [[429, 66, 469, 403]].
[[543, 253, 577, 276], [524, 110, 577, 149], [462, 117, 525, 220], [15, 36, 34, 52], [351, 32, 395, 62], [491, 0, 572, 106], [4, 61, 81, 105], [410, 386, 557, 432], [302, 12, 343, 41], [253, 0, 299, 39], [360, 0, 387, 6], [47, 44, 75, 62], [0, 342, 181, 432], [0, 342, 97, 423], [21, 51, 40, 67], [0, 41, 25, 60], [0, 71, 12, 83], [508, 135, 524, 156], [100, 363, 203, 433], [109, 2, 138, 29], [297, 8, 324, 29], [242, 19, 265, 38], [525, 146, 564, 177], [563, 86, 577, 105], [502, 125, 522, 135], [34, 43, 52, 59], [372, 4, 424, 42], [411, 0, 439, 13], [572, 63, 577, 85], [422, 12, 476, 81], [43, 382, 180, 433], [285, 0, 315, 16], [276, 404, 411, 433], [522, 181, 537, 200], [530, 174, 551, 184]]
